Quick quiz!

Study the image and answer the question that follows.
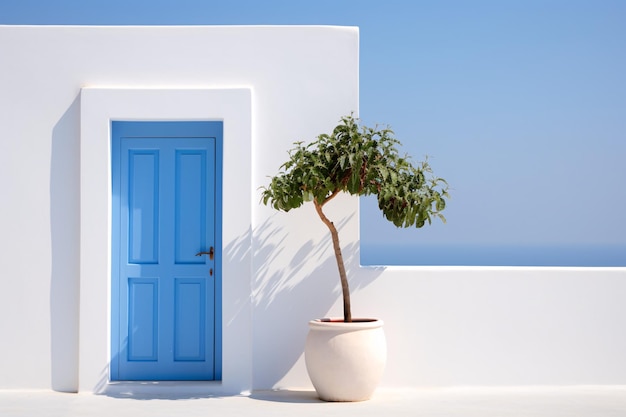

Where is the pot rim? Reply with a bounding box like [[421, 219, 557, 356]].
[[308, 318, 384, 330]]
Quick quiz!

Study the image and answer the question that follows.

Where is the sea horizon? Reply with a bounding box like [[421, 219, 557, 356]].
[[360, 243, 626, 267]]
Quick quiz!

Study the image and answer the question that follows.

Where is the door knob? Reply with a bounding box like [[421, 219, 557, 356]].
[[195, 246, 214, 260]]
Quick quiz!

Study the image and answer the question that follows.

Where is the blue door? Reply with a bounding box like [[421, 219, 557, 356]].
[[111, 121, 222, 381]]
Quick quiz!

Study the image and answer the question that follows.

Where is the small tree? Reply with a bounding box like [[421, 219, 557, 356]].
[[261, 115, 449, 322]]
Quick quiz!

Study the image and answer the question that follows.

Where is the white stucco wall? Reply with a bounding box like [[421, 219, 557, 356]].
[[0, 25, 359, 393], [0, 25, 624, 394]]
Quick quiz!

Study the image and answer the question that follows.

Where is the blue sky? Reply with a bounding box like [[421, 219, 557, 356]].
[[2, 0, 625, 266]]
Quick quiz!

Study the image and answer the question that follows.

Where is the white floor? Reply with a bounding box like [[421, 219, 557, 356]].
[[2, 386, 626, 417]]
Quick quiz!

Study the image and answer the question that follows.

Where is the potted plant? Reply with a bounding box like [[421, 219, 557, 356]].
[[261, 115, 448, 401]]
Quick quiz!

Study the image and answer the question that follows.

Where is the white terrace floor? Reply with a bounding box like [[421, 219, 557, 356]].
[[2, 386, 626, 417]]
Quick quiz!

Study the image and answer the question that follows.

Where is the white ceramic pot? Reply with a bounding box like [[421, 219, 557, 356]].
[[304, 318, 386, 402]]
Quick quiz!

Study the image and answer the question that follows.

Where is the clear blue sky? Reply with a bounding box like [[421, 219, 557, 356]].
[[2, 0, 625, 266]]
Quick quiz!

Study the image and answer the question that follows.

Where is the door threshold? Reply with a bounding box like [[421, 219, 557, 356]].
[[97, 381, 236, 399]]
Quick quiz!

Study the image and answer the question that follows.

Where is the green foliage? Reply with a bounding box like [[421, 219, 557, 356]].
[[261, 115, 449, 229]]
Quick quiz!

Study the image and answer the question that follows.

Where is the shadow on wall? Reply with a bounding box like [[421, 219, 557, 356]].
[[241, 213, 385, 389], [50, 94, 81, 392]]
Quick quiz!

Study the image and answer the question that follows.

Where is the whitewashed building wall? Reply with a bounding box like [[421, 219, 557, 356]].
[[0, 25, 624, 394]]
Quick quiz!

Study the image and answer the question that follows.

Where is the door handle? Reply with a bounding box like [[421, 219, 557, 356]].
[[195, 246, 214, 260]]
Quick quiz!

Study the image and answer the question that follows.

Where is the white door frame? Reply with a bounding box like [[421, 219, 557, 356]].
[[79, 88, 252, 395]]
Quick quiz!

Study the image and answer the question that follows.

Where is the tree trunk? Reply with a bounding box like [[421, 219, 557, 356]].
[[314, 199, 352, 322]]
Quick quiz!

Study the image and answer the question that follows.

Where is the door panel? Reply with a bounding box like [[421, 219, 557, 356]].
[[175, 150, 211, 265], [111, 121, 222, 381], [127, 278, 158, 361], [128, 150, 159, 264], [174, 278, 210, 361]]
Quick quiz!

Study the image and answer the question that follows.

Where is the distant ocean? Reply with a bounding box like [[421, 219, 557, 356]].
[[360, 243, 626, 267]]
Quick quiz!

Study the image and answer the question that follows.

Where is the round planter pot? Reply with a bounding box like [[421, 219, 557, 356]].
[[304, 318, 386, 402]]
